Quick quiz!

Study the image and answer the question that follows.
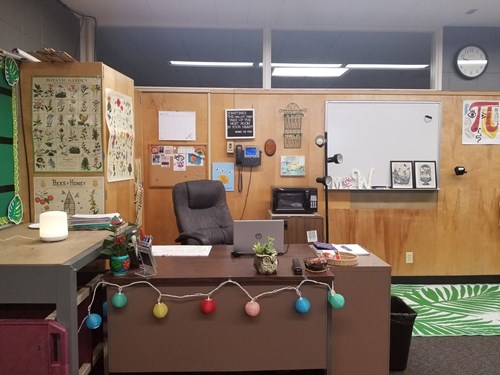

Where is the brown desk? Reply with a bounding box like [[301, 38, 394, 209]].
[[0, 224, 112, 375], [331, 253, 391, 375], [104, 245, 391, 374], [105, 244, 334, 373]]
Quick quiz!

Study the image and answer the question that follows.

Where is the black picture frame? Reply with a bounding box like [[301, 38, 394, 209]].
[[414, 161, 437, 189], [390, 161, 414, 189]]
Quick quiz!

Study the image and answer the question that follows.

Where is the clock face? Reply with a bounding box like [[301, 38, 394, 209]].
[[455, 45, 488, 79]]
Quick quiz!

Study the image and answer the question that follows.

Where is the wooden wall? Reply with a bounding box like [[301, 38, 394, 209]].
[[136, 88, 500, 276], [19, 62, 136, 223]]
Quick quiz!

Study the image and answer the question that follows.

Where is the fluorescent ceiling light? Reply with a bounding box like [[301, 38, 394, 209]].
[[260, 63, 342, 68], [272, 67, 348, 77], [457, 59, 487, 66], [346, 64, 429, 70], [170, 60, 253, 67]]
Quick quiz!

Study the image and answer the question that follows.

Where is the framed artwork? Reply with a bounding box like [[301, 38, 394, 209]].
[[414, 161, 437, 189], [390, 161, 414, 189], [280, 156, 305, 176]]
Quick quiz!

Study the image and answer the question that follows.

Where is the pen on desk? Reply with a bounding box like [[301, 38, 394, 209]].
[[340, 245, 352, 252]]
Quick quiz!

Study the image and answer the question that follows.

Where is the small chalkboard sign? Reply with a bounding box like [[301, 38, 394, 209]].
[[225, 109, 255, 139]]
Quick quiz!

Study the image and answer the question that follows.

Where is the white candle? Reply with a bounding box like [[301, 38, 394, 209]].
[[39, 211, 68, 242]]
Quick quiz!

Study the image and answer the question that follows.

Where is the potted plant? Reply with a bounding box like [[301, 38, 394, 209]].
[[102, 224, 138, 276], [253, 236, 278, 275]]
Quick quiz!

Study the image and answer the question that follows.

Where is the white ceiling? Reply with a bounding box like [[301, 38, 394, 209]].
[[59, 0, 500, 88], [61, 0, 500, 31]]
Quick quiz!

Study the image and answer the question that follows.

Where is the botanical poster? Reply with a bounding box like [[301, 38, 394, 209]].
[[105, 89, 134, 181], [33, 177, 105, 222], [32, 76, 103, 172], [462, 100, 500, 144]]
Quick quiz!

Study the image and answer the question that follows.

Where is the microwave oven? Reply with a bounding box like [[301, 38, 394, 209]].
[[271, 187, 318, 214]]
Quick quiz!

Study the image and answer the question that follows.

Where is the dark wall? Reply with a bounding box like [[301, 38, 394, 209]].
[[442, 27, 500, 91]]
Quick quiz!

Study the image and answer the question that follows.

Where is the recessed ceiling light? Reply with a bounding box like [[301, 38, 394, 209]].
[[262, 63, 342, 68], [170, 61, 254, 67], [272, 67, 348, 77]]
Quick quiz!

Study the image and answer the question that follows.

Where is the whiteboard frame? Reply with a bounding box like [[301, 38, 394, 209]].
[[324, 100, 442, 190]]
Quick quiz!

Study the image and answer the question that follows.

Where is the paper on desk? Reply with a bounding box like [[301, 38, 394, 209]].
[[152, 245, 212, 256], [333, 244, 370, 255]]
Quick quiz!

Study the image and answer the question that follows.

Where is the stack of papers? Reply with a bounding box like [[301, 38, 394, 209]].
[[152, 245, 212, 257], [69, 213, 123, 230], [312, 242, 370, 256]]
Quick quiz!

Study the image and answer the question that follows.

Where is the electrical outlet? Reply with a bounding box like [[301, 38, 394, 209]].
[[406, 251, 414, 264], [226, 141, 234, 154]]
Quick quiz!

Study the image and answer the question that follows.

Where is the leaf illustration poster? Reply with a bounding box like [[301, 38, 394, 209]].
[[105, 89, 134, 181], [31, 76, 103, 172], [33, 177, 105, 221]]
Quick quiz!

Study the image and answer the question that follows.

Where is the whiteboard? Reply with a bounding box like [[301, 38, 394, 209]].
[[325, 101, 441, 189]]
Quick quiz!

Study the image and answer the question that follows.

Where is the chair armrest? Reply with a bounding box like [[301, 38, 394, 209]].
[[175, 232, 211, 245]]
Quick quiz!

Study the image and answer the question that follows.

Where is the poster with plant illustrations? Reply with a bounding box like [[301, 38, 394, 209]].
[[31, 76, 103, 172], [105, 89, 134, 182], [33, 177, 104, 221]]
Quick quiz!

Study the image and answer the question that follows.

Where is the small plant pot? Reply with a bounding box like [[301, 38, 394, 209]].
[[254, 253, 278, 275], [110, 254, 130, 276]]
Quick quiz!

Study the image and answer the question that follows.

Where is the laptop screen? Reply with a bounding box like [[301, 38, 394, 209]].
[[233, 220, 285, 254]]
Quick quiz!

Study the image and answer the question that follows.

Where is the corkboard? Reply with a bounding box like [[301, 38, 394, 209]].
[[148, 144, 207, 187]]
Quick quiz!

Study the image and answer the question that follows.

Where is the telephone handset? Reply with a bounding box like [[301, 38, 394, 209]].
[[235, 145, 261, 167]]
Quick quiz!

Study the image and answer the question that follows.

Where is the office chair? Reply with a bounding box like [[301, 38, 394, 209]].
[[172, 179, 233, 245]]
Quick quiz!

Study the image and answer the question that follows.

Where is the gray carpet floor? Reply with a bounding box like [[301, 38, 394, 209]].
[[392, 336, 500, 375]]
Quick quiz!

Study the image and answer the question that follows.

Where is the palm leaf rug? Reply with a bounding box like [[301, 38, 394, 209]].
[[391, 284, 500, 336]]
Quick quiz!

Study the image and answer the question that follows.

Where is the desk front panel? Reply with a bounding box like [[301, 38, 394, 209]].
[[107, 282, 330, 372]]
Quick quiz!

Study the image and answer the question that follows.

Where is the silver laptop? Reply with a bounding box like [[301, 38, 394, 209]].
[[233, 220, 285, 254]]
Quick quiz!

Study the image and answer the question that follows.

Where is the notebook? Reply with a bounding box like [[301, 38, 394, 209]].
[[233, 220, 285, 254]]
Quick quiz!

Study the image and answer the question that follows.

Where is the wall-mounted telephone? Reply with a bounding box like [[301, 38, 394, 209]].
[[235, 145, 261, 167]]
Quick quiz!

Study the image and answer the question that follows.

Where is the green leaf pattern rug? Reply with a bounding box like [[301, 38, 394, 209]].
[[391, 284, 500, 336]]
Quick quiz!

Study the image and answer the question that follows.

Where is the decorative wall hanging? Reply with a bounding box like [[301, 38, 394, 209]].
[[105, 89, 135, 181], [280, 103, 306, 149], [31, 76, 103, 172], [462, 100, 500, 144], [33, 177, 105, 222], [0, 56, 20, 226]]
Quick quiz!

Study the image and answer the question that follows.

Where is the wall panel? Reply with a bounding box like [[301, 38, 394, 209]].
[[137, 88, 500, 276]]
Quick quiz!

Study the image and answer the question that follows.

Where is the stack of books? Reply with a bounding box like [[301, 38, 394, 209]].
[[68, 213, 123, 230]]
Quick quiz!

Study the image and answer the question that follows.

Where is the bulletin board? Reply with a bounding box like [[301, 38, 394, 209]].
[[148, 144, 207, 187], [325, 101, 441, 189]]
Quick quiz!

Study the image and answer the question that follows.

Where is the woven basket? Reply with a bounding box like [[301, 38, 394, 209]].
[[328, 252, 358, 266]]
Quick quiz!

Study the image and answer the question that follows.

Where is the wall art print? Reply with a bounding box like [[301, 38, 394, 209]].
[[280, 156, 305, 176], [32, 76, 103, 172], [390, 161, 414, 189], [33, 177, 105, 222], [414, 161, 437, 189], [105, 89, 134, 182], [462, 100, 500, 144]]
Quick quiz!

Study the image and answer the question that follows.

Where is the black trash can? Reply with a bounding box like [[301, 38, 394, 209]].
[[390, 296, 418, 371]]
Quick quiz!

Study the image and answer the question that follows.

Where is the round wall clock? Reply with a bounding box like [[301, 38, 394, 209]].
[[454, 45, 488, 79]]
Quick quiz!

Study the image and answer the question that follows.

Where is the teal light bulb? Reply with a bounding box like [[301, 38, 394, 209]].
[[112, 292, 128, 308]]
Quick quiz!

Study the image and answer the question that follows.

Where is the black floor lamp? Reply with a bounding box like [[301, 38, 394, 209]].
[[315, 131, 343, 243]]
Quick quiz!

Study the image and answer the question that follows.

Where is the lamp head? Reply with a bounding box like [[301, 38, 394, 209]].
[[327, 153, 343, 164], [315, 134, 326, 148], [316, 176, 332, 187], [454, 166, 467, 176]]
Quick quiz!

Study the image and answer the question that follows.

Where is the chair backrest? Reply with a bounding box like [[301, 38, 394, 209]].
[[172, 180, 233, 245]]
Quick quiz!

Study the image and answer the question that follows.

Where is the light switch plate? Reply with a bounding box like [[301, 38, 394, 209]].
[[226, 141, 234, 153]]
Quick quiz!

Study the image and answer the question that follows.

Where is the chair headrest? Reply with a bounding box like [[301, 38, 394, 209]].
[[187, 180, 223, 209]]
